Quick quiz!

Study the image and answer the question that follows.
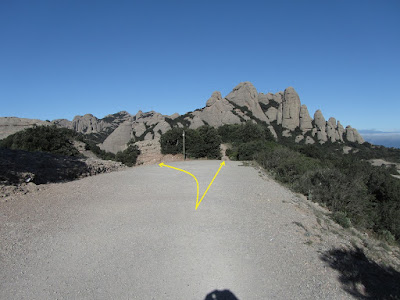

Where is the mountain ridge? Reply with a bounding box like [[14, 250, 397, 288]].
[[0, 82, 365, 153]]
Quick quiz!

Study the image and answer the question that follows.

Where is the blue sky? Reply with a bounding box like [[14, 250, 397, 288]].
[[1, 0, 399, 131]]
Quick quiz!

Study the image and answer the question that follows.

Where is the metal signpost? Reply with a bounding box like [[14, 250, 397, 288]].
[[182, 130, 185, 160]]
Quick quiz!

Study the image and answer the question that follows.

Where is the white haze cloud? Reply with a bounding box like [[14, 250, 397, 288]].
[[359, 130, 400, 148]]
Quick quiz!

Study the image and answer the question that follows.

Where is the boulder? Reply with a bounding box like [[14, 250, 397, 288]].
[[100, 120, 133, 153], [326, 122, 337, 142], [328, 117, 337, 128], [317, 130, 328, 143], [299, 105, 313, 132], [144, 132, 154, 140], [257, 93, 269, 105], [133, 122, 147, 138], [265, 107, 278, 122], [274, 91, 284, 104], [169, 113, 180, 120], [305, 136, 316, 144], [282, 130, 292, 137], [295, 135, 304, 143], [199, 93, 242, 126], [345, 126, 365, 144], [282, 87, 301, 130], [153, 121, 171, 138], [225, 82, 268, 122], [206, 91, 223, 107], [52, 119, 72, 129], [277, 103, 283, 125], [72, 114, 107, 134], [337, 121, 345, 142], [189, 116, 205, 129], [135, 110, 143, 120], [311, 128, 317, 137], [314, 110, 326, 129], [268, 125, 278, 140]]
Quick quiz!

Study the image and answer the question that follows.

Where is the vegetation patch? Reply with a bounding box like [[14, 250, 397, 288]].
[[160, 125, 221, 159], [0, 125, 80, 157]]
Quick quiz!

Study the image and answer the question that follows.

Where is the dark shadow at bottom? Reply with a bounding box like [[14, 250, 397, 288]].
[[321, 247, 400, 299], [204, 289, 239, 300]]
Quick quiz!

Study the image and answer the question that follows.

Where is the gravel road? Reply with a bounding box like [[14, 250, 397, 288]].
[[0, 160, 353, 299]]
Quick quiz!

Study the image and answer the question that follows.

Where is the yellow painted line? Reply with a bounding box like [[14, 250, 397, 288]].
[[159, 161, 225, 210]]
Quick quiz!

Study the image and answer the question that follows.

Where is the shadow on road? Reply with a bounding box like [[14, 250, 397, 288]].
[[321, 247, 400, 299], [204, 289, 239, 300], [0, 148, 88, 184]]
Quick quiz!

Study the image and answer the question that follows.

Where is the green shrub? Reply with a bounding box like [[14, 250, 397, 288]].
[[160, 127, 187, 155], [218, 122, 274, 144], [82, 140, 116, 161], [256, 146, 320, 183], [377, 230, 396, 244], [332, 211, 352, 228], [237, 140, 278, 160], [115, 144, 140, 167], [193, 126, 221, 159], [160, 125, 221, 159], [0, 125, 80, 156]]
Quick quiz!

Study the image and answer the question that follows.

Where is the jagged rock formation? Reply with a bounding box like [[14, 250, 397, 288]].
[[1, 82, 366, 155], [299, 105, 313, 132], [282, 87, 301, 130]]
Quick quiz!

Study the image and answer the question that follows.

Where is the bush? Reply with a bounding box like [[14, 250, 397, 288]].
[[115, 144, 140, 167], [236, 140, 277, 160], [83, 140, 116, 161], [256, 146, 320, 183], [332, 211, 352, 229], [160, 127, 187, 155], [378, 230, 396, 244], [218, 122, 274, 144], [160, 125, 221, 159], [192, 126, 221, 159], [0, 125, 80, 156]]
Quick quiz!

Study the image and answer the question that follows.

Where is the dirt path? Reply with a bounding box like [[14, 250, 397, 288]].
[[1, 161, 359, 299]]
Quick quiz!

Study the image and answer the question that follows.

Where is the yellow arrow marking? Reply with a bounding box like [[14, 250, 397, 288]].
[[159, 161, 225, 210], [196, 161, 225, 210], [159, 162, 199, 207]]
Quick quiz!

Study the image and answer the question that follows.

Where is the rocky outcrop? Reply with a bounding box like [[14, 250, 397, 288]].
[[206, 91, 223, 107], [337, 121, 345, 142], [265, 107, 278, 122], [72, 114, 108, 134], [305, 136, 316, 144], [277, 103, 283, 125], [52, 119, 73, 129], [295, 135, 304, 143], [299, 105, 313, 132], [225, 82, 268, 122], [193, 92, 241, 127], [345, 126, 365, 144], [282, 87, 301, 130], [314, 110, 328, 143], [100, 120, 134, 153], [189, 116, 205, 129], [1, 82, 366, 154], [153, 121, 171, 138]]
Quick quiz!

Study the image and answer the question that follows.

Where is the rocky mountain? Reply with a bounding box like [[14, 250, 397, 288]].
[[0, 82, 365, 153]]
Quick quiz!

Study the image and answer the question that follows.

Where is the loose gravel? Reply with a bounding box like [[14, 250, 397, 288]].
[[0, 160, 355, 299]]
